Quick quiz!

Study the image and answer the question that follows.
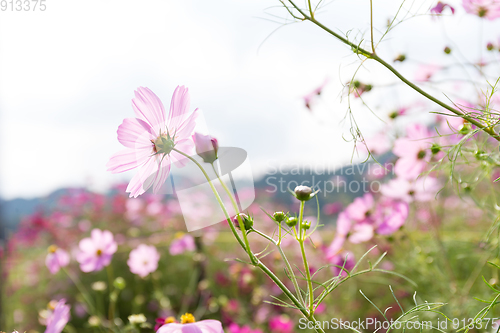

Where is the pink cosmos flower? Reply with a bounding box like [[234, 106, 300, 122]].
[[415, 64, 441, 82], [127, 244, 160, 278], [381, 177, 441, 202], [107, 86, 198, 198], [430, 2, 455, 14], [45, 299, 70, 333], [193, 132, 219, 164], [303, 78, 329, 110], [374, 199, 409, 235], [345, 193, 374, 223], [327, 250, 355, 277], [76, 229, 117, 272], [269, 315, 294, 333], [45, 246, 70, 274], [393, 124, 434, 180], [463, 0, 500, 19], [348, 223, 375, 243], [169, 233, 196, 255], [156, 316, 223, 333]]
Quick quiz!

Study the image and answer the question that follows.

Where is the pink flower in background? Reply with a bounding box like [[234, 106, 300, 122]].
[[359, 132, 392, 155], [415, 64, 441, 82], [303, 78, 329, 110], [375, 199, 409, 235], [228, 323, 263, 333], [45, 246, 70, 274], [327, 250, 355, 277], [393, 124, 434, 180], [431, 1, 455, 14], [348, 223, 374, 243], [76, 229, 117, 272], [269, 315, 294, 333], [381, 177, 441, 202], [156, 315, 223, 333], [463, 0, 500, 19], [345, 193, 374, 223], [127, 244, 160, 278], [193, 132, 219, 164], [169, 233, 196, 255], [107, 86, 198, 198], [44, 299, 70, 333]]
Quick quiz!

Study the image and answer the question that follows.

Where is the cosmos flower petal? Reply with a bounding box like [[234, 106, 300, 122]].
[[168, 85, 191, 130], [106, 148, 150, 174], [125, 157, 158, 198], [152, 160, 171, 194], [117, 118, 154, 149], [132, 87, 166, 131]]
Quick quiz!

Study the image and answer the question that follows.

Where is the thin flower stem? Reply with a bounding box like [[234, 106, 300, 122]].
[[369, 0, 375, 54], [252, 227, 306, 306], [297, 200, 314, 314], [210, 163, 256, 265], [106, 265, 116, 330], [172, 148, 246, 250], [172, 150, 326, 330], [62, 267, 108, 333], [284, 0, 500, 141]]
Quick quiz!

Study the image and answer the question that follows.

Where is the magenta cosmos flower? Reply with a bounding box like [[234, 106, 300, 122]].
[[463, 0, 500, 19], [107, 86, 198, 198], [430, 1, 455, 14], [45, 299, 70, 333], [76, 229, 117, 272], [169, 233, 196, 255], [127, 244, 160, 278], [156, 313, 223, 333], [45, 245, 70, 274]]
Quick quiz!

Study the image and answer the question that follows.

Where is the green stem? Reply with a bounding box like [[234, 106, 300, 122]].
[[172, 149, 326, 330], [106, 265, 116, 330], [172, 148, 246, 250], [285, 1, 500, 141], [210, 163, 256, 264], [252, 228, 305, 306], [297, 201, 314, 314]]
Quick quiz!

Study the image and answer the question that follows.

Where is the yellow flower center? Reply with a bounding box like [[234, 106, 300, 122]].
[[48, 245, 58, 253], [164, 316, 176, 324], [175, 231, 185, 239], [96, 249, 103, 256], [180, 313, 196, 324]]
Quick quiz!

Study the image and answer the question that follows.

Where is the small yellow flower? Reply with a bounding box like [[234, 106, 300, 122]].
[[180, 313, 196, 324]]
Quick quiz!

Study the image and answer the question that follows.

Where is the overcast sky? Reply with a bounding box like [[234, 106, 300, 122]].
[[0, 0, 499, 199]]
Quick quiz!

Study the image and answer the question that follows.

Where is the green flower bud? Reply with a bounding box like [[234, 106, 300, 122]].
[[393, 54, 406, 62], [233, 213, 253, 231], [113, 277, 126, 290], [444, 46, 451, 54], [272, 211, 287, 223], [286, 217, 298, 228], [294, 185, 313, 201], [301, 220, 311, 230], [431, 143, 441, 155], [487, 42, 495, 51]]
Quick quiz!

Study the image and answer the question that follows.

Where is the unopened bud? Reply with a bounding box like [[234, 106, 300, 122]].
[[294, 185, 313, 201], [301, 220, 311, 230], [487, 42, 494, 51], [272, 211, 287, 223], [113, 277, 126, 290], [393, 54, 406, 62], [444, 46, 451, 54], [286, 217, 298, 228], [232, 213, 253, 231]]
